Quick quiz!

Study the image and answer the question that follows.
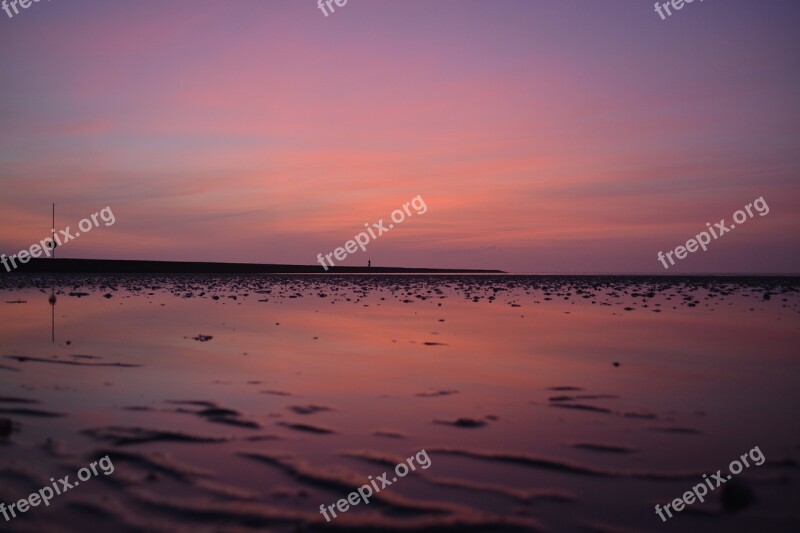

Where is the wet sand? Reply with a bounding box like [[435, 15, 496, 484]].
[[0, 274, 798, 531]]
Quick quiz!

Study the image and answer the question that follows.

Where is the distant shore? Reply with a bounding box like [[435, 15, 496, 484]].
[[5, 258, 506, 274]]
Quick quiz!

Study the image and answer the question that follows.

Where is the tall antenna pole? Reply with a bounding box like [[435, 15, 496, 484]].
[[52, 203, 55, 259]]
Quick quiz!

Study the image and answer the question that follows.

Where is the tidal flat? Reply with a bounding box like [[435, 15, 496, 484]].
[[1, 274, 798, 532]]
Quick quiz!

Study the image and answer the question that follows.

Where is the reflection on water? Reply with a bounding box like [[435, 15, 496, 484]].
[[49, 287, 56, 343], [0, 275, 799, 532]]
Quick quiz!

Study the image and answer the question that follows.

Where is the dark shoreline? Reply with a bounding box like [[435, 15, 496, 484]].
[[4, 258, 505, 275]]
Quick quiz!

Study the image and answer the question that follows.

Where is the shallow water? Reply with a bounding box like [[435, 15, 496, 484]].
[[1, 275, 799, 532]]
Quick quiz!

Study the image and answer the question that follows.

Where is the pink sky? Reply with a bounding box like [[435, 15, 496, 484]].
[[1, 0, 798, 273]]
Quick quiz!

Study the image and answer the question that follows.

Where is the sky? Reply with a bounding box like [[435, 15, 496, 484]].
[[0, 0, 798, 273]]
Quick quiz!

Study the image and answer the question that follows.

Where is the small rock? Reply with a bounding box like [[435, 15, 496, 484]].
[[0, 418, 12, 439], [722, 480, 756, 512]]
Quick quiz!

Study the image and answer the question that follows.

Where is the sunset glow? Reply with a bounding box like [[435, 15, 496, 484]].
[[1, 0, 798, 272]]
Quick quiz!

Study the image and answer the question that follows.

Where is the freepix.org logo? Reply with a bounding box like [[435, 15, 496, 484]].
[[654, 0, 705, 21], [317, 0, 349, 18], [1, 207, 116, 273], [2, 0, 50, 21], [1, 456, 114, 523]]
